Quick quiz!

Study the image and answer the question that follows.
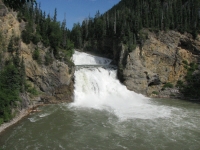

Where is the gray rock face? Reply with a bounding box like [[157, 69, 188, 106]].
[[122, 48, 148, 94], [22, 43, 75, 103], [119, 30, 200, 97], [0, 1, 7, 17]]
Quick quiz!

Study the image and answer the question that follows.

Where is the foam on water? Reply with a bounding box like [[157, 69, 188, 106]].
[[71, 51, 175, 120], [28, 117, 42, 123], [39, 113, 51, 118], [28, 108, 55, 123]]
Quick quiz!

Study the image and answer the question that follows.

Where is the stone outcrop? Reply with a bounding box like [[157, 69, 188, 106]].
[[0, 0, 7, 17], [119, 30, 200, 98], [22, 43, 74, 103]]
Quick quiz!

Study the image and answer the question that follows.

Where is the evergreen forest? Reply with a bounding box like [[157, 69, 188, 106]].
[[71, 0, 200, 53]]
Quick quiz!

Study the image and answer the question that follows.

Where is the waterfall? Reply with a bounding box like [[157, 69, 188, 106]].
[[70, 51, 173, 120]]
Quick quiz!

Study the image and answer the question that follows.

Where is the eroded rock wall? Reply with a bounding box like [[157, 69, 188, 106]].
[[119, 30, 200, 98], [21, 42, 74, 103]]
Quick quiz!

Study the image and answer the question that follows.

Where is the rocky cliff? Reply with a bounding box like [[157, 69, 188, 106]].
[[118, 30, 200, 98], [0, 1, 74, 107]]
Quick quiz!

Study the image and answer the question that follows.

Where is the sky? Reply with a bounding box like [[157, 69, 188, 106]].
[[37, 0, 121, 30]]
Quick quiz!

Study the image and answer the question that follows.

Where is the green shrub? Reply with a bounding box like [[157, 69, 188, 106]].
[[185, 63, 198, 81], [7, 38, 14, 53], [45, 52, 53, 66], [42, 38, 50, 47], [27, 87, 38, 96], [176, 80, 184, 88], [32, 48, 41, 64], [152, 91, 159, 95], [181, 62, 200, 98], [65, 49, 74, 59], [184, 65, 188, 69], [66, 39, 74, 51], [182, 60, 188, 65], [25, 83, 38, 96], [128, 43, 136, 52], [162, 82, 173, 90], [21, 30, 31, 44], [64, 57, 74, 71], [0, 118, 4, 125], [32, 33, 41, 45], [164, 82, 173, 88], [17, 11, 22, 22], [3, 111, 12, 122], [189, 63, 198, 71], [138, 30, 148, 44], [0, 52, 2, 63]]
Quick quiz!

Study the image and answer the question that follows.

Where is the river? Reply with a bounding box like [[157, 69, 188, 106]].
[[0, 51, 200, 150]]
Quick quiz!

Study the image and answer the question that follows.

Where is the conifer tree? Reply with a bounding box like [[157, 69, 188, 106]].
[[7, 37, 14, 53]]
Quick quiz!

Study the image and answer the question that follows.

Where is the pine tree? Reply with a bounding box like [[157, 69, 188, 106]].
[[20, 58, 26, 92], [13, 48, 20, 68], [7, 37, 14, 53], [61, 15, 67, 48], [53, 8, 57, 22]]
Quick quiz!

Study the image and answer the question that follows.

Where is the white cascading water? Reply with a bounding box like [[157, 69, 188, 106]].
[[72, 51, 112, 65], [71, 51, 174, 120]]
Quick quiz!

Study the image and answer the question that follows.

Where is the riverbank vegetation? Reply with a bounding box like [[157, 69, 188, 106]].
[[177, 62, 200, 100], [0, 34, 26, 124]]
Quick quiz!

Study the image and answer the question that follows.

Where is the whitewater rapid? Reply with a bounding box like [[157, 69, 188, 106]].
[[71, 51, 175, 120]]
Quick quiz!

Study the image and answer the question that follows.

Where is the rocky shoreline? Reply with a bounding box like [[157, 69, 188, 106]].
[[0, 104, 43, 134]]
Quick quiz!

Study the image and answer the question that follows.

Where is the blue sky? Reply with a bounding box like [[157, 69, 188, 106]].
[[37, 0, 120, 30]]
